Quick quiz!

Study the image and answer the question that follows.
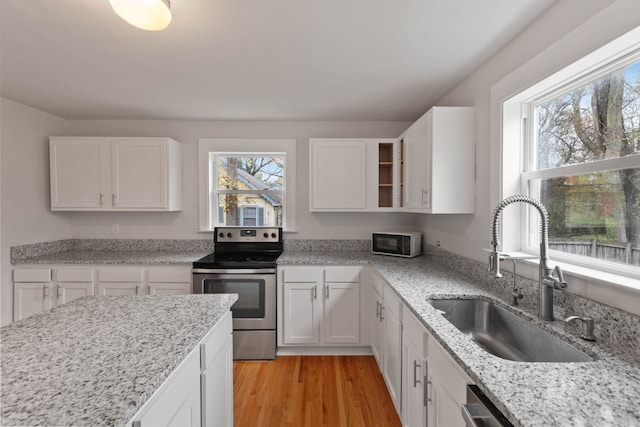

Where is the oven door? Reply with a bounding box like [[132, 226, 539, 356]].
[[192, 271, 275, 330]]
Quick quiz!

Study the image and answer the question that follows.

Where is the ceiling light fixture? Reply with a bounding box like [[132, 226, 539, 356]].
[[110, 0, 172, 31]]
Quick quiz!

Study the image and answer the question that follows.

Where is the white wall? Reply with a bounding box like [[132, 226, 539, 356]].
[[66, 120, 417, 239], [0, 98, 71, 325], [417, 0, 630, 261], [416, 0, 640, 312]]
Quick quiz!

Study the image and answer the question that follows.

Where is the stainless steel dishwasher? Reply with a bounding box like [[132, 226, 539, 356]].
[[462, 385, 513, 427]]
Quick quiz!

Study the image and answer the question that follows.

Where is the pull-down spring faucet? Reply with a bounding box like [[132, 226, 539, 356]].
[[488, 195, 567, 320]]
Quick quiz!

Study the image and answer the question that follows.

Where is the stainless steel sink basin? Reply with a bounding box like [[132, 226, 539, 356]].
[[428, 299, 594, 362]]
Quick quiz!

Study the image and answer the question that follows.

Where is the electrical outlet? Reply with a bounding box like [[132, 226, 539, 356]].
[[112, 224, 120, 234], [435, 240, 441, 247]]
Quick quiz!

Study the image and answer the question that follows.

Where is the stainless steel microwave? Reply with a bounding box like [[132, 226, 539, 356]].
[[372, 231, 422, 258]]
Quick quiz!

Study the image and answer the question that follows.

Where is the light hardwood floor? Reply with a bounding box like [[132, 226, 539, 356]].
[[234, 356, 402, 427]]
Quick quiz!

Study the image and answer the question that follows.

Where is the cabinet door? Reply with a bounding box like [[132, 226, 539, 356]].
[[57, 282, 94, 305], [310, 139, 367, 210], [50, 138, 108, 209], [428, 374, 464, 427], [13, 283, 52, 321], [97, 282, 140, 296], [383, 303, 403, 415], [371, 287, 385, 370], [402, 114, 429, 209], [201, 332, 233, 427], [283, 282, 320, 344], [149, 283, 191, 295], [131, 350, 201, 427], [323, 282, 360, 344], [111, 139, 168, 209], [403, 336, 426, 427]]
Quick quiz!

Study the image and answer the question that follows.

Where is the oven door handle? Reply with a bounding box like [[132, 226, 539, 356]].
[[192, 268, 276, 274]]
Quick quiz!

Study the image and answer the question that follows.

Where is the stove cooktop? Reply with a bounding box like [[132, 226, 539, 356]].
[[192, 251, 282, 270], [193, 226, 283, 270]]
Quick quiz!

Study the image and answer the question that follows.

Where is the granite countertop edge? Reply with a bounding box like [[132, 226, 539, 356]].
[[277, 250, 640, 427], [12, 250, 211, 265]]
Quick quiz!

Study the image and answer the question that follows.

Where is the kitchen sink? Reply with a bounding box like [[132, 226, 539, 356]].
[[428, 298, 594, 362]]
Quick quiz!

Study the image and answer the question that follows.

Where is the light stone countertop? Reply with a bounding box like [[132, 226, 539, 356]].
[[0, 294, 237, 427], [278, 251, 640, 427], [12, 249, 211, 265]]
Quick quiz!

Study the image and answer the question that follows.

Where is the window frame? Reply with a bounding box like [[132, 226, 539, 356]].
[[198, 139, 297, 232], [495, 25, 640, 287]]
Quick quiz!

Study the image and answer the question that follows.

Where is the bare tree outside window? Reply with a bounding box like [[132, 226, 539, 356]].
[[534, 61, 640, 266]]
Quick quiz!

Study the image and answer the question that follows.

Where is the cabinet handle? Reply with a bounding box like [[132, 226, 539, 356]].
[[99, 193, 105, 206], [57, 285, 62, 299], [43, 284, 48, 298], [325, 285, 329, 300], [312, 285, 317, 300], [380, 305, 385, 322], [375, 301, 380, 319], [135, 285, 139, 295], [112, 193, 117, 206], [424, 379, 432, 406], [413, 360, 422, 387]]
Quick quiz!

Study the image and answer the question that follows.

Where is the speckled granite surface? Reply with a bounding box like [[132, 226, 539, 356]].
[[278, 250, 640, 427], [11, 239, 212, 265], [1, 294, 236, 427]]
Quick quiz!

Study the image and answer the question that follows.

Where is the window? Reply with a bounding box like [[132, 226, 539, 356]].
[[500, 28, 640, 280], [212, 154, 284, 227], [198, 139, 296, 232]]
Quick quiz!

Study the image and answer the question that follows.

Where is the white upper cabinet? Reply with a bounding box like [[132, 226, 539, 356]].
[[309, 138, 399, 211], [400, 107, 475, 214], [50, 138, 109, 209], [50, 137, 182, 211]]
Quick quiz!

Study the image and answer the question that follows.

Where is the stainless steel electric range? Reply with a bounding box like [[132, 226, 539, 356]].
[[192, 227, 283, 360]]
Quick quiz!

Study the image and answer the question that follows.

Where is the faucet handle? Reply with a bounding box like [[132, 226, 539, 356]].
[[543, 265, 568, 290], [563, 316, 596, 341]]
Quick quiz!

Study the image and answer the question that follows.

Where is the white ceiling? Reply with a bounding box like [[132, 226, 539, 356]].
[[0, 0, 555, 121]]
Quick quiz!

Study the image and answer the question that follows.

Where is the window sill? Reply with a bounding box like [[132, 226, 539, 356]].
[[505, 252, 640, 316]]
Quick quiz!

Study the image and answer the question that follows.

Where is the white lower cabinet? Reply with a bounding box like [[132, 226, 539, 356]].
[[131, 349, 202, 427], [370, 270, 402, 415], [13, 265, 192, 321], [279, 266, 362, 347], [13, 269, 54, 321], [14, 282, 54, 321], [200, 312, 234, 427], [402, 309, 427, 427], [148, 267, 192, 295], [426, 331, 472, 427], [55, 268, 95, 305], [128, 311, 233, 427]]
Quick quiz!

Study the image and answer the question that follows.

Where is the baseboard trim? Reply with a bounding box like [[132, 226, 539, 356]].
[[276, 346, 373, 356]]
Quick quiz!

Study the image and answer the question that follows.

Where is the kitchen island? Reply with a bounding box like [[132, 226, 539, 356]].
[[278, 250, 640, 427], [1, 294, 236, 426]]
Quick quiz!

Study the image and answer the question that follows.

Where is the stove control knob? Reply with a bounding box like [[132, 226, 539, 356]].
[[271, 233, 277, 239], [227, 232, 233, 238], [263, 232, 269, 239], [218, 232, 224, 238]]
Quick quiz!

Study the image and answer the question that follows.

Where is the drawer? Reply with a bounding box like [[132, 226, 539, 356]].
[[281, 266, 322, 283], [147, 268, 191, 283], [54, 268, 94, 282], [13, 268, 52, 282], [97, 268, 143, 282], [324, 266, 361, 282], [403, 307, 426, 349]]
